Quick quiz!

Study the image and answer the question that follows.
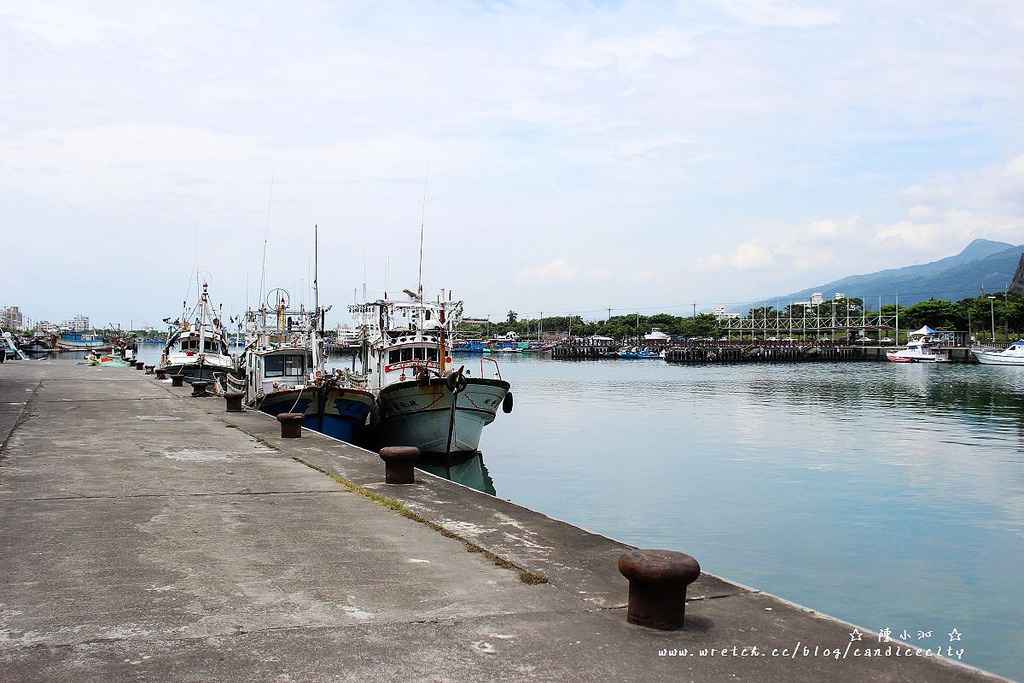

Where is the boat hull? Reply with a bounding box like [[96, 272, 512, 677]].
[[256, 386, 376, 443], [160, 358, 236, 382], [971, 350, 1024, 365], [886, 353, 938, 363], [368, 377, 510, 455], [57, 340, 111, 351]]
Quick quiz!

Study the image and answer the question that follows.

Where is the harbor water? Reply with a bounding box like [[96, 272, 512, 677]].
[[474, 355, 1023, 681], [127, 345, 1021, 679]]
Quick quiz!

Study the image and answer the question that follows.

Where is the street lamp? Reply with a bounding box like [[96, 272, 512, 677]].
[[988, 296, 996, 342]]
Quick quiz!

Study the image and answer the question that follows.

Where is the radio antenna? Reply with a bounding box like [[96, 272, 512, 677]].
[[417, 160, 429, 299]]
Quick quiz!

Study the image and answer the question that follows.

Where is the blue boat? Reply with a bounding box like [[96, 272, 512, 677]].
[[56, 332, 110, 351], [239, 289, 375, 443]]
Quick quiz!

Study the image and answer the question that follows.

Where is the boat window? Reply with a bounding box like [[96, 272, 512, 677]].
[[413, 347, 424, 360], [181, 338, 199, 351], [427, 348, 438, 361], [400, 348, 413, 362], [265, 354, 307, 377], [389, 350, 400, 364], [203, 339, 220, 353]]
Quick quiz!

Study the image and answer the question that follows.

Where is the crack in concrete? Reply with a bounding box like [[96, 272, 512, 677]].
[[0, 379, 43, 460]]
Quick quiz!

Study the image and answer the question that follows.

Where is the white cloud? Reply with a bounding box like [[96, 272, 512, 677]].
[[730, 240, 777, 269], [633, 270, 653, 282], [516, 257, 579, 284]]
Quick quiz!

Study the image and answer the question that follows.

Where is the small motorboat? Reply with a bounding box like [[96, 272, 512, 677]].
[[886, 327, 946, 363]]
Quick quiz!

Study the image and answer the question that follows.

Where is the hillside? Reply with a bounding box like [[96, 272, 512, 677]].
[[769, 239, 1023, 308]]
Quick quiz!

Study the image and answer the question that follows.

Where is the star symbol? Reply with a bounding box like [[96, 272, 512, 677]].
[[949, 628, 962, 642], [849, 628, 863, 642]]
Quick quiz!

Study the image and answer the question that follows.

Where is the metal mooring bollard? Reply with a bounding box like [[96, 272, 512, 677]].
[[170, 373, 184, 387], [155, 368, 167, 380], [277, 412, 304, 438], [144, 365, 154, 374], [618, 549, 701, 630], [135, 361, 145, 370], [224, 391, 244, 412], [190, 381, 209, 397], [378, 446, 419, 484]]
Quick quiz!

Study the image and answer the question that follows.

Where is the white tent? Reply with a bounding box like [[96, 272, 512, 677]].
[[910, 325, 937, 337]]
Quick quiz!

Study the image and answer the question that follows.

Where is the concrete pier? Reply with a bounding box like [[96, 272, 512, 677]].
[[0, 360, 1006, 682]]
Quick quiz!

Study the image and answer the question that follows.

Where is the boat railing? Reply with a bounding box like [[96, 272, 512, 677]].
[[479, 356, 502, 381]]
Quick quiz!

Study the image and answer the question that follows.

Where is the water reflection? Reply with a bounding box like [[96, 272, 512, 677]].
[[416, 452, 496, 495], [480, 356, 1024, 679]]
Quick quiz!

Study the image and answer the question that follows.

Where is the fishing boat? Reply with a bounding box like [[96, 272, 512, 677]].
[[158, 281, 236, 382], [971, 340, 1024, 365], [886, 326, 947, 363], [235, 289, 376, 443], [55, 331, 110, 352], [1, 329, 27, 361], [350, 289, 512, 456]]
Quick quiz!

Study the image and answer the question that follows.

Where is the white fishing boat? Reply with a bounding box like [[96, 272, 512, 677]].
[[971, 340, 1024, 365], [158, 280, 236, 382], [350, 289, 512, 456], [886, 326, 947, 363], [235, 289, 376, 443], [1, 329, 27, 361]]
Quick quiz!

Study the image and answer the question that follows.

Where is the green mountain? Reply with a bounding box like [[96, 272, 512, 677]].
[[771, 239, 1023, 309]]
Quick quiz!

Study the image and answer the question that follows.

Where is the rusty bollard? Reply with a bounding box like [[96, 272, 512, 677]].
[[190, 380, 209, 397], [144, 365, 154, 374], [618, 549, 701, 630], [277, 412, 304, 438], [224, 391, 244, 413], [170, 373, 184, 387], [379, 446, 419, 484], [135, 361, 145, 370], [155, 368, 167, 380]]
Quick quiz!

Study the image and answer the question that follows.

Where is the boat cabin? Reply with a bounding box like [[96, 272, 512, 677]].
[[247, 346, 314, 398]]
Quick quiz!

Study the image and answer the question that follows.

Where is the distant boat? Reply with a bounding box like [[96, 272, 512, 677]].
[[971, 340, 1024, 365], [55, 332, 110, 352], [617, 347, 664, 359], [158, 280, 236, 382], [237, 290, 375, 443], [886, 326, 947, 363]]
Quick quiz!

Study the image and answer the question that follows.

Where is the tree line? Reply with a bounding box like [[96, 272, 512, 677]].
[[464, 294, 1024, 342]]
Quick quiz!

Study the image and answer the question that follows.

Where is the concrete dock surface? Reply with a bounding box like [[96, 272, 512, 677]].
[[0, 360, 1009, 682]]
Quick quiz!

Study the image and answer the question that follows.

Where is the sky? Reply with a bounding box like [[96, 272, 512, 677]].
[[2, 0, 1024, 330]]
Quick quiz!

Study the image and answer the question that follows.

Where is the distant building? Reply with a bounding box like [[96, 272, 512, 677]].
[[64, 314, 90, 332], [2, 306, 23, 329], [36, 320, 60, 333], [811, 292, 824, 306], [714, 305, 740, 320], [834, 292, 845, 300], [1010, 253, 1024, 297]]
